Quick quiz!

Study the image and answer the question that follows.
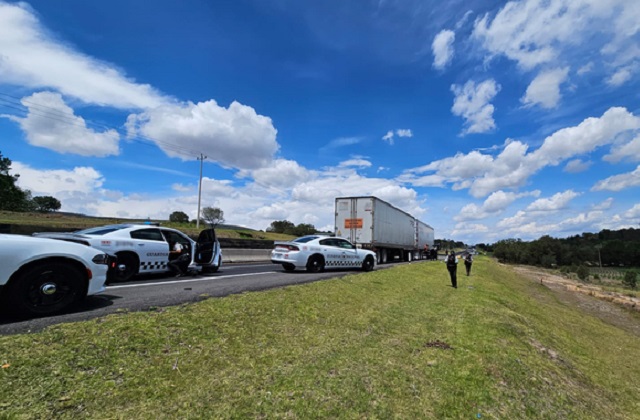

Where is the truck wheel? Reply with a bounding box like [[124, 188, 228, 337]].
[[112, 252, 139, 282], [282, 263, 296, 272], [381, 249, 388, 264], [6, 262, 85, 316], [306, 255, 325, 273], [361, 256, 375, 272]]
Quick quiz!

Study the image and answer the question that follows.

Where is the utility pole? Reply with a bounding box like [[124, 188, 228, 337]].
[[196, 153, 207, 229]]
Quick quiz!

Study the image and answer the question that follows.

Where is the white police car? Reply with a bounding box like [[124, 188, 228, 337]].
[[0, 234, 110, 316], [34, 223, 222, 282], [271, 235, 376, 272]]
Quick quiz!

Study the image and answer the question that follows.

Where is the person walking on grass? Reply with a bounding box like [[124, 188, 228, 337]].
[[445, 251, 459, 288], [464, 252, 473, 276]]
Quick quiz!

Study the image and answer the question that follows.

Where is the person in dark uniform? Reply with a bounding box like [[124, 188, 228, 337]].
[[464, 252, 473, 276], [168, 242, 191, 277], [445, 251, 458, 288]]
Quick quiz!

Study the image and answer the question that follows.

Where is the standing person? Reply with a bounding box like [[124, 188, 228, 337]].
[[464, 252, 473, 276], [445, 251, 458, 288]]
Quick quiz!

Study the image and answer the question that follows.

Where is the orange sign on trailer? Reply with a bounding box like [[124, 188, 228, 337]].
[[344, 218, 363, 228]]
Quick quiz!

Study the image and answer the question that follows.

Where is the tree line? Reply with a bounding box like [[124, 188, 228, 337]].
[[266, 220, 318, 236], [0, 151, 61, 212], [169, 207, 225, 228], [489, 229, 640, 268]]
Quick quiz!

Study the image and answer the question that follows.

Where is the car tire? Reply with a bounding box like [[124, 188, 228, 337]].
[[282, 263, 296, 272], [112, 252, 139, 282], [5, 262, 85, 316], [203, 264, 220, 274], [361, 256, 375, 272], [306, 255, 325, 273]]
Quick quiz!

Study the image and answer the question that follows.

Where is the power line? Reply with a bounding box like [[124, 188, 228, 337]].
[[0, 91, 203, 158], [0, 90, 293, 197]]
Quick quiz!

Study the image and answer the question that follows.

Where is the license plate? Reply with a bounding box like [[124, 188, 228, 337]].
[[273, 253, 283, 259]]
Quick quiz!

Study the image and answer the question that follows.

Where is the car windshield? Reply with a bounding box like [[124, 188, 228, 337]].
[[293, 236, 321, 243], [74, 225, 129, 235]]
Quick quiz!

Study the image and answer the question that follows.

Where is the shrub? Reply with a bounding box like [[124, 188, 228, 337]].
[[576, 265, 590, 281], [622, 270, 638, 289]]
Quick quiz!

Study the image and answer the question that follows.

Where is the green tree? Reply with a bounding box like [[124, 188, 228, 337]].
[[201, 206, 224, 228], [0, 151, 31, 211], [622, 270, 638, 289], [32, 196, 61, 212], [169, 211, 189, 223], [267, 220, 296, 234], [293, 223, 316, 236]]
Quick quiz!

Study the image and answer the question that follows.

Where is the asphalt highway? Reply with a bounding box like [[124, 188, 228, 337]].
[[0, 261, 407, 335]]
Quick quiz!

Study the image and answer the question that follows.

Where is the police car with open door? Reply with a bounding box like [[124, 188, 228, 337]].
[[34, 223, 222, 282]]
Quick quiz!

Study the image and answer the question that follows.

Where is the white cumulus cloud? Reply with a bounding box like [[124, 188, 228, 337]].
[[382, 129, 412, 145], [526, 190, 580, 212], [563, 159, 592, 173], [455, 189, 540, 221], [12, 161, 105, 196], [432, 29, 455, 70], [126, 100, 279, 170], [403, 107, 640, 198], [0, 2, 170, 109], [603, 134, 640, 163], [3, 92, 120, 157], [472, 0, 640, 84], [592, 165, 640, 192], [451, 79, 501, 135], [521, 67, 569, 109]]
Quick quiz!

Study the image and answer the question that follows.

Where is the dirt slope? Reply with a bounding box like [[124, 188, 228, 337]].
[[512, 265, 640, 337]]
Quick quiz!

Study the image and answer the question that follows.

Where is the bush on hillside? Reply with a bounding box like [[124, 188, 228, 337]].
[[576, 265, 590, 281], [622, 270, 638, 289]]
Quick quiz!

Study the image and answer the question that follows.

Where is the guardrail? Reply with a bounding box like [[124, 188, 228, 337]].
[[222, 249, 271, 263]]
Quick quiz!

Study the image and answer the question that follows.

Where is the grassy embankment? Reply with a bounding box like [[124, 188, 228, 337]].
[[1, 257, 640, 418], [0, 211, 293, 241]]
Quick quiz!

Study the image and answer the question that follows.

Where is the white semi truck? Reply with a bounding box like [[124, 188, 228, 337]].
[[334, 196, 435, 264]]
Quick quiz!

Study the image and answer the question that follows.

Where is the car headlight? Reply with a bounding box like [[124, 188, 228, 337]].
[[92, 253, 110, 265]]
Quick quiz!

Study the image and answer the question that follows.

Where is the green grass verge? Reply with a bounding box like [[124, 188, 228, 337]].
[[1, 257, 640, 419], [0, 211, 293, 241]]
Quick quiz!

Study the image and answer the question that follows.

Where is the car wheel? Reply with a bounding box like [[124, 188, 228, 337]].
[[282, 263, 296, 272], [203, 264, 220, 274], [361, 256, 375, 272], [112, 252, 139, 282], [306, 255, 325, 273], [6, 262, 85, 316]]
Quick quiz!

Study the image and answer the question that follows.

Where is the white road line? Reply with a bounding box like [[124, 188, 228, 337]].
[[106, 271, 278, 289]]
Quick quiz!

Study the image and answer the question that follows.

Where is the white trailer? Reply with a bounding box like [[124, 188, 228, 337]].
[[334, 196, 434, 264], [416, 219, 435, 259]]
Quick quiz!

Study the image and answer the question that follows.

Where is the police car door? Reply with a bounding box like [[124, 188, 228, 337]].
[[319, 238, 340, 268], [129, 228, 169, 273], [194, 228, 217, 265], [334, 238, 359, 268]]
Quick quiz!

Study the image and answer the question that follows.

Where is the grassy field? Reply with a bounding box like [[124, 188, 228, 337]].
[[0, 211, 294, 241], [1, 257, 640, 419]]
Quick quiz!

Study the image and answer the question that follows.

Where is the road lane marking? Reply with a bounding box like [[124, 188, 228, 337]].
[[106, 271, 278, 290]]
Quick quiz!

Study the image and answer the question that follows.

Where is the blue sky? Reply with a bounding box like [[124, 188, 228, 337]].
[[1, 0, 639, 244]]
